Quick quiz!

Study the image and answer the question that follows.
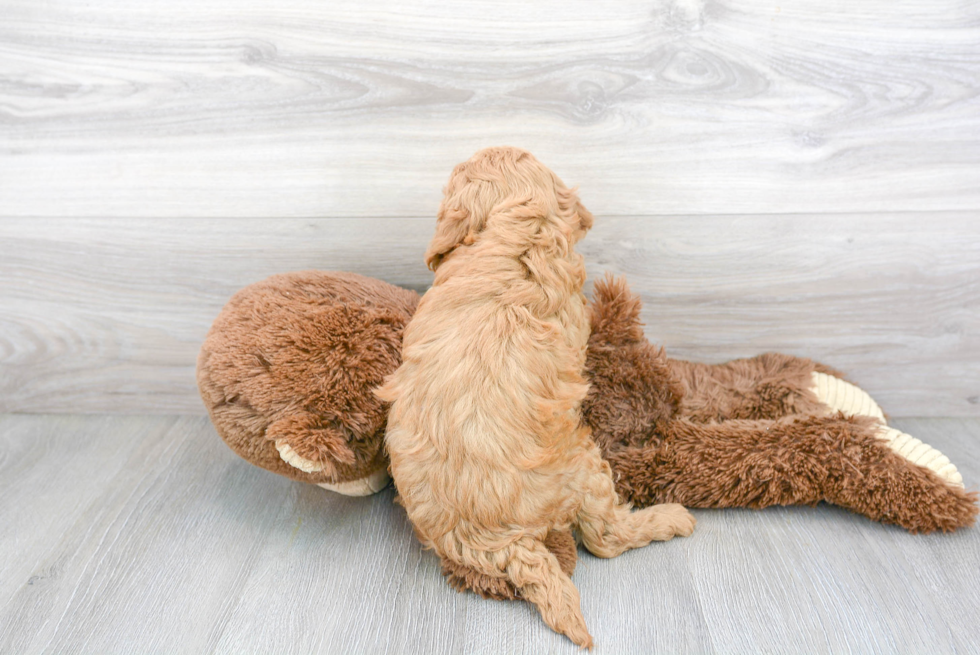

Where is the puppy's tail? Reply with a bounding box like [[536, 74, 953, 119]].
[[451, 536, 594, 649]]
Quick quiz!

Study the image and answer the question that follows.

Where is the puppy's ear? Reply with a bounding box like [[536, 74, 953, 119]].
[[575, 199, 594, 232], [423, 206, 476, 271], [557, 185, 593, 233]]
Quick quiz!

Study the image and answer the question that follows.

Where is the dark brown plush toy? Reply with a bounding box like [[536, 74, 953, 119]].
[[198, 270, 978, 601]]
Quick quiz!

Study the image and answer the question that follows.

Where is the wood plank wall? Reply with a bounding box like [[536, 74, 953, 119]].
[[1, 1, 978, 415]]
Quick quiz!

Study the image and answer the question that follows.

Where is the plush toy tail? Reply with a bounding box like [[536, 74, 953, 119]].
[[605, 415, 979, 534], [442, 537, 593, 649]]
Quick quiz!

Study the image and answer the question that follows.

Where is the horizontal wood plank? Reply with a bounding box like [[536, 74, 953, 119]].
[[1, 0, 979, 217], [1, 215, 977, 415]]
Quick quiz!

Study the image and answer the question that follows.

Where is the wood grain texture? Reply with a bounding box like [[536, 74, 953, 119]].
[[0, 414, 978, 653], [1, 0, 979, 218], [2, 215, 978, 416]]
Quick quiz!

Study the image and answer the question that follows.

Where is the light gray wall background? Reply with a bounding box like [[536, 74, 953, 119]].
[[2, 0, 979, 416]]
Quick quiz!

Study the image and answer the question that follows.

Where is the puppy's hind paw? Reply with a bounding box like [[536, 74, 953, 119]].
[[645, 503, 697, 540]]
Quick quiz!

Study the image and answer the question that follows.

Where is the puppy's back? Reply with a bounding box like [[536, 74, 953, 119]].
[[380, 277, 590, 538]]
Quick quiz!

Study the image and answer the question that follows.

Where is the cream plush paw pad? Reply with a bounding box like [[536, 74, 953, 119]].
[[811, 372, 885, 421], [877, 426, 963, 488], [276, 439, 391, 495], [275, 439, 327, 473], [810, 372, 963, 488]]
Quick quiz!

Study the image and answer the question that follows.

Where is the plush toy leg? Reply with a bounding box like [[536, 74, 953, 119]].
[[266, 413, 391, 496], [274, 435, 390, 493], [667, 353, 837, 422], [604, 415, 978, 533], [665, 355, 965, 488], [811, 372, 963, 487], [876, 427, 962, 487], [274, 440, 328, 473], [810, 371, 885, 420], [266, 412, 355, 474], [273, 441, 392, 495]]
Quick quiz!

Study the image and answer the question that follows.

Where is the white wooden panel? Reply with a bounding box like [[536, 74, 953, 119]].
[[1, 0, 978, 217], [1, 215, 977, 415]]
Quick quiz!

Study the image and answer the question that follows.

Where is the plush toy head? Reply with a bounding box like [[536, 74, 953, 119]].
[[197, 271, 419, 495]]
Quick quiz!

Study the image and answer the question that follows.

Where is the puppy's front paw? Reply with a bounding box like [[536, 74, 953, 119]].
[[650, 503, 696, 539]]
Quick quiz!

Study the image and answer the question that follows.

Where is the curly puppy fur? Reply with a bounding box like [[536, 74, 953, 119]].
[[377, 147, 695, 648], [441, 529, 579, 601]]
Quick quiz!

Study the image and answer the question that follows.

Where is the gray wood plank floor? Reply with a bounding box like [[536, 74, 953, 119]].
[[2, 414, 978, 654]]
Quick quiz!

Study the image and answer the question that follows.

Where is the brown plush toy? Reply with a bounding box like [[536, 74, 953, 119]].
[[198, 271, 418, 496], [197, 270, 978, 601]]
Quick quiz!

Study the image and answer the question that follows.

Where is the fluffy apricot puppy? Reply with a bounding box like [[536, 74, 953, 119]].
[[377, 147, 695, 649]]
